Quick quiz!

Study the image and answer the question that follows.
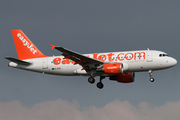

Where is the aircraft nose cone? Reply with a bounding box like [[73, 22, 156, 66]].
[[171, 58, 177, 66]]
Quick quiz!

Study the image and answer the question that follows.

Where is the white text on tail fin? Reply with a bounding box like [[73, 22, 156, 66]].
[[11, 30, 47, 60]]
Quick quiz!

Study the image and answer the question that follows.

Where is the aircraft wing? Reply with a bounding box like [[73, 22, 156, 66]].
[[50, 44, 104, 71]]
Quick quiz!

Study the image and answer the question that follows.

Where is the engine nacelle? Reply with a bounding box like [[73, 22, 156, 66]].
[[96, 63, 129, 74], [109, 72, 135, 83], [97, 63, 123, 74]]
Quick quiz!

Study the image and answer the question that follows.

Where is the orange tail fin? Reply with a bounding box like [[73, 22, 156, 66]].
[[11, 29, 47, 60]]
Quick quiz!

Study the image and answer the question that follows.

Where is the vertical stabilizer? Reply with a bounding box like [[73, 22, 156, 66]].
[[11, 30, 47, 60]]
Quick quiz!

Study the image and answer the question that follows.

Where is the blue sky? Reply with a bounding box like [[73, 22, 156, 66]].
[[1, 0, 180, 119]]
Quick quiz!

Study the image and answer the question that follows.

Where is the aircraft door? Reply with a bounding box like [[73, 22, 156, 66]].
[[147, 50, 153, 62], [42, 58, 48, 69]]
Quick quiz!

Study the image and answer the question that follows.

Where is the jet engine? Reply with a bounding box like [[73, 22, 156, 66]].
[[96, 63, 122, 74], [96, 63, 129, 74], [109, 72, 135, 83]]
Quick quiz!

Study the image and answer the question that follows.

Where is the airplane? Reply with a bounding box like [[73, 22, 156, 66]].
[[5, 29, 177, 89]]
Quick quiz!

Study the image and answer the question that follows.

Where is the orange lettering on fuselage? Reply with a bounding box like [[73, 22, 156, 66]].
[[98, 54, 106, 61], [134, 52, 145, 60], [93, 52, 145, 61], [117, 53, 124, 61], [71, 61, 75, 64], [107, 53, 115, 61], [125, 53, 133, 60], [62, 58, 70, 64], [53, 58, 61, 65], [93, 53, 99, 59], [53, 52, 146, 65]]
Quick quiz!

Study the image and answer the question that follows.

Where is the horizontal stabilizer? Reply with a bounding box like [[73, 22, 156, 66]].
[[5, 57, 32, 65]]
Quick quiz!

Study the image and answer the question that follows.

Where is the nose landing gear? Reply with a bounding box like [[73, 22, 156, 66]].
[[149, 70, 154, 82]]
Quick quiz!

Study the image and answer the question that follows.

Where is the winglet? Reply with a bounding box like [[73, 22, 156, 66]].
[[50, 44, 56, 50]]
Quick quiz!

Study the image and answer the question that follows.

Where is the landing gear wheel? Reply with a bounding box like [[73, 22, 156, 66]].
[[88, 77, 95, 84], [150, 78, 154, 82], [149, 70, 154, 82], [97, 82, 104, 89]]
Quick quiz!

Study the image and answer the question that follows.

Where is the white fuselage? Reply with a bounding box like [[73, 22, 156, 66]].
[[8, 50, 177, 77]]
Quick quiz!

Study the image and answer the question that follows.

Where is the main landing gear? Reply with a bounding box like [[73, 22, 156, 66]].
[[88, 76, 105, 89], [88, 76, 95, 84], [149, 70, 154, 82], [96, 76, 105, 89]]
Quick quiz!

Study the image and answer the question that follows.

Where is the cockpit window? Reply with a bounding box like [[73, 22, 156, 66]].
[[159, 54, 169, 57]]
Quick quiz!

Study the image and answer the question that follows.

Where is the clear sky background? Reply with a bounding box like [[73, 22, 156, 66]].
[[1, 0, 180, 119]]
